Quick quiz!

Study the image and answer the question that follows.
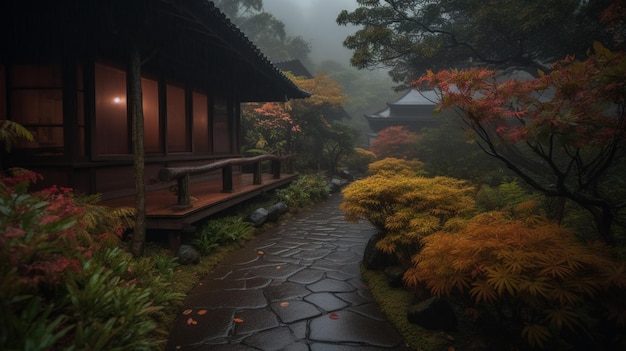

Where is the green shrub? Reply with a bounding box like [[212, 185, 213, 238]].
[[276, 174, 329, 211], [476, 180, 542, 212], [192, 216, 255, 255], [342, 147, 376, 173], [0, 169, 183, 350]]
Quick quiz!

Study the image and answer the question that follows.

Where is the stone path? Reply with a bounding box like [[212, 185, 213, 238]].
[[165, 193, 410, 351]]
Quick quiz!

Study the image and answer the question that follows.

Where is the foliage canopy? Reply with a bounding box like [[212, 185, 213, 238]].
[[417, 43, 626, 245], [337, 0, 614, 84]]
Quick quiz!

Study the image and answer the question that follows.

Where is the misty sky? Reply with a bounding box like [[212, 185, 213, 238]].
[[262, 0, 360, 66]]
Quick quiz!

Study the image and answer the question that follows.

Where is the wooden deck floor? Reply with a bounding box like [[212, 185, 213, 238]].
[[102, 173, 298, 232]]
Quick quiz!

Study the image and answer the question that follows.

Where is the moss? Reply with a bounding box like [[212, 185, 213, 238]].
[[361, 267, 454, 351]]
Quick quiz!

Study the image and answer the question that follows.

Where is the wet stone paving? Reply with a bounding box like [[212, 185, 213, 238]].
[[166, 193, 410, 351]]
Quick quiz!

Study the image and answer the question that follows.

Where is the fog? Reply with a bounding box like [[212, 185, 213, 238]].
[[262, 0, 360, 67]]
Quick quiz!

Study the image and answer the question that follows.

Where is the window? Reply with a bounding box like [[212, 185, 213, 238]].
[[10, 64, 64, 150], [213, 96, 231, 154], [192, 92, 210, 153], [142, 77, 161, 154], [94, 63, 128, 155], [166, 84, 188, 153]]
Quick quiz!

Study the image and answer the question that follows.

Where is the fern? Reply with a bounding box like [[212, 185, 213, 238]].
[[0, 120, 34, 151]]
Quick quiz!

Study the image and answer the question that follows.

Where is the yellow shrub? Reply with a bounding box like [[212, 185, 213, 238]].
[[340, 174, 475, 262], [368, 157, 425, 176]]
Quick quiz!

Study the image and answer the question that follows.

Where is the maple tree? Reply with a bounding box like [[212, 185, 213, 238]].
[[405, 205, 626, 349], [318, 121, 357, 174], [243, 72, 348, 164], [369, 125, 420, 159], [243, 102, 300, 156], [416, 42, 626, 245]]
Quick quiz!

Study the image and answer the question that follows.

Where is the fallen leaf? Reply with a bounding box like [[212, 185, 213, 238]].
[[197, 310, 208, 315], [280, 302, 290, 307], [187, 317, 197, 326], [275, 266, 281, 270], [257, 250, 264, 255], [329, 313, 339, 320], [182, 309, 193, 315], [199, 282, 203, 286], [233, 318, 244, 323]]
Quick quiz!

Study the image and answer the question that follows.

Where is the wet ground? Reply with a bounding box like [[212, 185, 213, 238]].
[[165, 193, 410, 351]]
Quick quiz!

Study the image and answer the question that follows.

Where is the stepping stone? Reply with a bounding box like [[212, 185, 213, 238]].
[[309, 311, 403, 348], [186, 289, 266, 309], [166, 308, 234, 347], [270, 300, 322, 323], [264, 282, 310, 302], [243, 326, 295, 351], [307, 278, 355, 293], [288, 268, 325, 285], [234, 308, 279, 335], [305, 292, 350, 312]]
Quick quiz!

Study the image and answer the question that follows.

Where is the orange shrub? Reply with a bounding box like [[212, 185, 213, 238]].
[[405, 208, 626, 348]]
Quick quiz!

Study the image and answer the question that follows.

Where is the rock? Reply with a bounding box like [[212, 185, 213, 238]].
[[267, 201, 288, 222], [339, 170, 354, 181], [407, 297, 457, 331], [178, 244, 200, 265], [384, 266, 405, 288], [326, 178, 343, 194], [246, 207, 268, 227], [362, 233, 398, 270]]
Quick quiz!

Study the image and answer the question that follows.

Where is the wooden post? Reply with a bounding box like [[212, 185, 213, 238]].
[[176, 174, 191, 209], [253, 161, 262, 185], [272, 159, 281, 179], [222, 165, 233, 192]]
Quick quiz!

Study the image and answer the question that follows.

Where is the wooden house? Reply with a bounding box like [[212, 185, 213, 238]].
[[0, 0, 309, 233]]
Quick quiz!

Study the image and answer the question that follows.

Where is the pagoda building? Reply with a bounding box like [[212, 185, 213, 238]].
[[365, 89, 439, 133]]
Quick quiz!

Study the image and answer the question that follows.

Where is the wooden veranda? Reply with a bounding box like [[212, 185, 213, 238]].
[[102, 172, 296, 229]]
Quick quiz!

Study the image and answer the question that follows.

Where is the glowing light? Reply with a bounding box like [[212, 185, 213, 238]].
[[113, 97, 123, 104]]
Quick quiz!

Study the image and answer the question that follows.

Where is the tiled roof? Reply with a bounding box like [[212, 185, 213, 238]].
[[174, 0, 310, 100]]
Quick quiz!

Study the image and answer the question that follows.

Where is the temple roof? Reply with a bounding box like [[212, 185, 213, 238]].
[[365, 89, 439, 132]]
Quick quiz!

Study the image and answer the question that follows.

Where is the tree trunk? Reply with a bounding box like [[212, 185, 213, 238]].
[[546, 196, 566, 224], [585, 203, 616, 246], [129, 45, 146, 257]]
